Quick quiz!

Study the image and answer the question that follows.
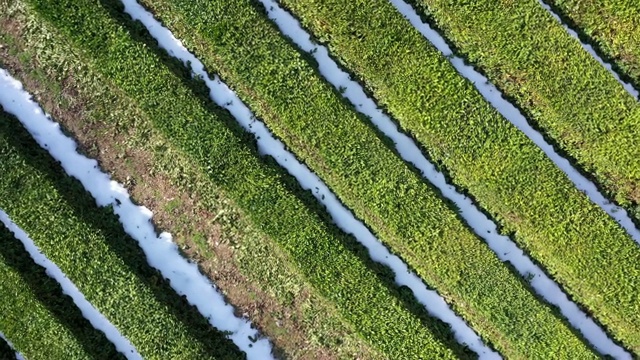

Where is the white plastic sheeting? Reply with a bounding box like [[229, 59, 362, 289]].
[[257, 1, 631, 358], [0, 69, 274, 360], [0, 211, 142, 360], [118, 0, 498, 357]]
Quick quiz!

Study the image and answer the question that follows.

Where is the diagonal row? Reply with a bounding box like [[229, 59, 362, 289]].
[[0, 0, 638, 358]]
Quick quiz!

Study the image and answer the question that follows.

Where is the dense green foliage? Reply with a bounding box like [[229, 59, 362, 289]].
[[0, 5, 383, 358], [0, 212, 123, 360], [130, 0, 597, 357], [0, 111, 244, 359], [546, 0, 640, 91], [276, 0, 640, 353], [406, 0, 640, 218], [4, 0, 639, 356], [17, 0, 470, 358]]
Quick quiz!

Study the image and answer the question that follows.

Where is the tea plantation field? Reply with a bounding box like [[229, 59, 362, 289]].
[[0, 0, 638, 359]]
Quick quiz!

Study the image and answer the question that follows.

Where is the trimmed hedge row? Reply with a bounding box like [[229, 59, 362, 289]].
[[0, 218, 122, 360], [545, 0, 640, 92], [19, 0, 465, 358], [276, 0, 640, 353], [406, 0, 640, 217], [0, 111, 244, 359], [110, 0, 595, 357]]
